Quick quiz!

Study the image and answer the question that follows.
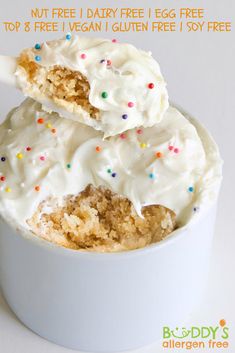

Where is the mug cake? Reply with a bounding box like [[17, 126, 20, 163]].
[[0, 35, 222, 252]]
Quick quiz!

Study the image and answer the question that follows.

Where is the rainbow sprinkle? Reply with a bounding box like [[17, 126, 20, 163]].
[[101, 92, 108, 99], [16, 153, 24, 160], [37, 118, 44, 124], [155, 152, 163, 158], [95, 146, 102, 152], [149, 173, 155, 179], [140, 142, 147, 149], [148, 83, 155, 89], [120, 133, 127, 139]]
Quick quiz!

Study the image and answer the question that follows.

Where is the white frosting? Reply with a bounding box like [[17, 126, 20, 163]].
[[15, 35, 169, 137], [0, 99, 222, 229]]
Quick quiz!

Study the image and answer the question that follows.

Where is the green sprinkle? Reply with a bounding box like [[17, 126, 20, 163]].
[[107, 168, 112, 173], [67, 163, 71, 169], [101, 92, 108, 99]]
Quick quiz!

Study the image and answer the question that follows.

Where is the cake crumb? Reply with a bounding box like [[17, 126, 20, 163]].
[[17, 53, 100, 120], [28, 185, 176, 252]]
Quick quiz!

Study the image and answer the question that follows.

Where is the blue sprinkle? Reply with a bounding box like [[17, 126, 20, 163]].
[[122, 114, 128, 120], [66, 33, 72, 40], [149, 173, 155, 179], [100, 59, 106, 64], [35, 55, 41, 62], [35, 43, 41, 50], [1, 157, 6, 162], [188, 186, 194, 193], [111, 172, 117, 178]]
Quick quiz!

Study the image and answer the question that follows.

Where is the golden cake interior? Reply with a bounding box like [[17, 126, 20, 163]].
[[28, 185, 176, 252], [17, 53, 100, 120]]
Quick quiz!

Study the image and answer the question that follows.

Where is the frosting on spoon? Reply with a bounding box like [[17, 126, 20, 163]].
[[15, 35, 169, 137]]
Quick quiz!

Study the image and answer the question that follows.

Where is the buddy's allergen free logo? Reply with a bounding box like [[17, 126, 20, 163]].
[[162, 320, 229, 350]]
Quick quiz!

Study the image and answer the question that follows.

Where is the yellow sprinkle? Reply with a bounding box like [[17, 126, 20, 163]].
[[16, 153, 24, 159], [140, 142, 147, 149], [46, 123, 52, 128], [5, 187, 11, 193]]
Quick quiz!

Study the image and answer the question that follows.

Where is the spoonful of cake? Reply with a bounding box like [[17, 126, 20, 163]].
[[0, 34, 169, 137]]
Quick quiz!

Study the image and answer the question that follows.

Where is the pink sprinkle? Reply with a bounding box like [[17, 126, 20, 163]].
[[120, 133, 127, 139], [128, 102, 134, 108], [80, 53, 86, 59], [26, 147, 32, 152], [107, 59, 112, 66], [40, 156, 45, 161], [174, 148, 180, 153], [168, 145, 174, 151], [136, 129, 143, 135], [112, 39, 117, 43]]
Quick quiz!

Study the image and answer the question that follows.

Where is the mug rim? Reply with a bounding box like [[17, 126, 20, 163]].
[[0, 197, 217, 260]]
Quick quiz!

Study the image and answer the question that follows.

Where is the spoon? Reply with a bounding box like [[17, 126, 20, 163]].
[[0, 55, 18, 86]]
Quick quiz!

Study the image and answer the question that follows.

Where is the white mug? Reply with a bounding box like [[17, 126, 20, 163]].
[[0, 108, 221, 352]]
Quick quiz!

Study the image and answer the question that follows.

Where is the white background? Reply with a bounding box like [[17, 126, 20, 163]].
[[0, 0, 234, 352]]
